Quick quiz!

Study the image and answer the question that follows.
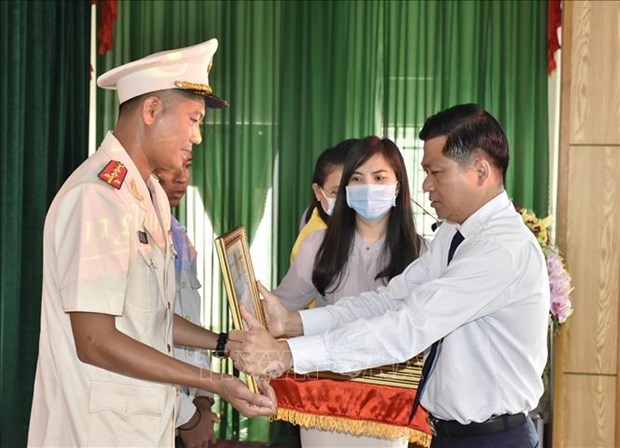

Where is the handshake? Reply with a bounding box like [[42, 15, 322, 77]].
[[214, 282, 303, 419], [227, 282, 301, 378]]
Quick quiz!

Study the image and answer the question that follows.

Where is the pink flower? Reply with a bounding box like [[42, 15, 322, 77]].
[[515, 204, 574, 328], [546, 250, 573, 324]]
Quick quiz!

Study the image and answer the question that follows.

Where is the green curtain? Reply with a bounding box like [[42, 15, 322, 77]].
[[382, 0, 549, 213], [197, 0, 278, 243], [0, 1, 91, 445]]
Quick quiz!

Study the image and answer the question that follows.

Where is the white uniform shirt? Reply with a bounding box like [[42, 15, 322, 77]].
[[29, 132, 178, 447], [275, 230, 390, 309], [287, 191, 549, 424], [171, 217, 213, 427]]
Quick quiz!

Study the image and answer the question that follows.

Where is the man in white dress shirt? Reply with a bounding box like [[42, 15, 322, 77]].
[[228, 104, 548, 448], [28, 39, 275, 447]]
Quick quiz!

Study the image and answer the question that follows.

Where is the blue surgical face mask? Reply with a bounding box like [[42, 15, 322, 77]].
[[320, 189, 336, 216], [346, 184, 398, 221]]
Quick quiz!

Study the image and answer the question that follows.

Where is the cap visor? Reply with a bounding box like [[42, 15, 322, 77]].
[[201, 92, 228, 109]]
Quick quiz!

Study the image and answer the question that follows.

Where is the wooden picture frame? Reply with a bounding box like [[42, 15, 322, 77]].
[[314, 355, 424, 389], [215, 226, 265, 393]]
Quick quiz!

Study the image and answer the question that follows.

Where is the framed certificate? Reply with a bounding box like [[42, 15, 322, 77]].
[[314, 355, 424, 389], [215, 226, 265, 392]]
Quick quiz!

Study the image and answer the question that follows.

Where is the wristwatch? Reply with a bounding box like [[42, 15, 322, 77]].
[[213, 332, 228, 358]]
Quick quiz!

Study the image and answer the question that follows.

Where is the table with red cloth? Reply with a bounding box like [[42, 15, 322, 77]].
[[270, 369, 432, 447]]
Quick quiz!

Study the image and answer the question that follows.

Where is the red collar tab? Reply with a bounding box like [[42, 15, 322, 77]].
[[98, 160, 127, 190]]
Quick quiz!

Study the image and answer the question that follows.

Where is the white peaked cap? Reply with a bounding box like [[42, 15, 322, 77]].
[[97, 38, 228, 108]]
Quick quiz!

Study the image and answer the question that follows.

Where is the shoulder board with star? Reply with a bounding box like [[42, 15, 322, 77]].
[[98, 160, 127, 190]]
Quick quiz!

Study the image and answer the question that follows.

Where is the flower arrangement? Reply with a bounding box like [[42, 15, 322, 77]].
[[515, 205, 574, 330]]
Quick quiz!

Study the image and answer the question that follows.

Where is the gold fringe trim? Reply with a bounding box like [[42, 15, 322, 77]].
[[274, 408, 432, 447]]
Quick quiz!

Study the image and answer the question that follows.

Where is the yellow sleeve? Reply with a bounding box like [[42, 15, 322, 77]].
[[290, 208, 327, 263]]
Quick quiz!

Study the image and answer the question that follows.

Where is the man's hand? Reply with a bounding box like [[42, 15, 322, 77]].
[[216, 374, 277, 418], [228, 305, 293, 377], [178, 397, 218, 448], [257, 282, 303, 337]]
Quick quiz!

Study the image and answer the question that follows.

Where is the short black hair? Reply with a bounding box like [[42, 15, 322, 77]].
[[419, 103, 509, 182], [118, 89, 205, 117]]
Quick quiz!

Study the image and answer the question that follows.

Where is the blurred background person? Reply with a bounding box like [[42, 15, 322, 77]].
[[292, 139, 358, 261], [156, 154, 220, 448]]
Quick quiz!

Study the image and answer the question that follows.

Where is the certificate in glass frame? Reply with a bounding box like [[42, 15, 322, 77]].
[[215, 226, 265, 392], [314, 355, 424, 389]]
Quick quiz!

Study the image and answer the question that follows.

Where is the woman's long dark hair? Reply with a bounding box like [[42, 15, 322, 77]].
[[303, 139, 358, 225], [312, 136, 422, 296]]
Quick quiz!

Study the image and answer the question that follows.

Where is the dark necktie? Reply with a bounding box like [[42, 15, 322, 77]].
[[409, 229, 464, 423]]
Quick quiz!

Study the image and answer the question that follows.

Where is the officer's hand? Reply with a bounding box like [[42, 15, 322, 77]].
[[217, 375, 276, 418]]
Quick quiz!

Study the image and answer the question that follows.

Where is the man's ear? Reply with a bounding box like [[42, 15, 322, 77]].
[[474, 158, 492, 185], [142, 96, 162, 125]]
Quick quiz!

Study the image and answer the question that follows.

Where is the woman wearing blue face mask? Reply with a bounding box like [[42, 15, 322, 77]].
[[278, 136, 425, 305], [274, 136, 426, 446], [277, 136, 425, 309], [312, 136, 426, 305]]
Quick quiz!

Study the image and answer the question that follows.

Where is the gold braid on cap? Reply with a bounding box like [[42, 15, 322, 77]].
[[174, 81, 213, 94]]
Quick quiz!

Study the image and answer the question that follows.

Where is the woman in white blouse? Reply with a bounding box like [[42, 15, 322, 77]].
[[274, 136, 427, 447]]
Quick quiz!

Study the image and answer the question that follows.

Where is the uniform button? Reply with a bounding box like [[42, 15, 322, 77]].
[[167, 344, 171, 353], [167, 301, 171, 310]]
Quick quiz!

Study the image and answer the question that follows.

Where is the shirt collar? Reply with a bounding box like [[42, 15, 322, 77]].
[[100, 132, 144, 183], [99, 132, 156, 206], [451, 190, 511, 239]]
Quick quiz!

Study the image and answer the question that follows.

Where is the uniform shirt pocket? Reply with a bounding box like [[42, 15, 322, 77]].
[[124, 243, 162, 311], [88, 380, 166, 446]]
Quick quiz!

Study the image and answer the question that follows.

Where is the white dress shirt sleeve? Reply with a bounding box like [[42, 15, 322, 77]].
[[289, 236, 517, 374], [297, 246, 432, 336]]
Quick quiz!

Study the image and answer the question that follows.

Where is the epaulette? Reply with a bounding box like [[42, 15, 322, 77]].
[[98, 160, 127, 190]]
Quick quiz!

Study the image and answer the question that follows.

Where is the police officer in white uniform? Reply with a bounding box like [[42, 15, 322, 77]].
[[28, 39, 276, 447]]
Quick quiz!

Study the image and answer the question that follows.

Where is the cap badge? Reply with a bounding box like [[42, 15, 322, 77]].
[[174, 81, 213, 95]]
